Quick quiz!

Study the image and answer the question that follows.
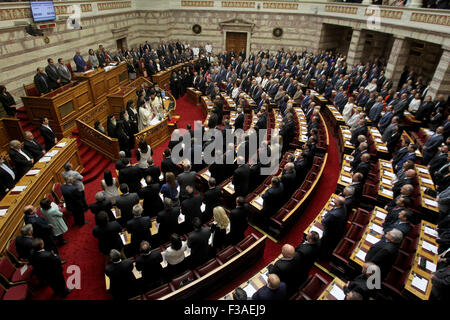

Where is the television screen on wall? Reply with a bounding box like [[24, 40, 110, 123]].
[[30, 1, 56, 23]]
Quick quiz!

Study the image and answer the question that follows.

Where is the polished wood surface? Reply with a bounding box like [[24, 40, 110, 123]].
[[151, 60, 197, 90], [0, 138, 82, 254], [0, 118, 24, 159]]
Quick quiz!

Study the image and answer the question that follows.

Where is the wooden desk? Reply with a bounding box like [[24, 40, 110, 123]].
[[404, 221, 439, 300], [152, 61, 197, 89], [0, 138, 82, 254], [187, 87, 202, 106], [415, 165, 439, 215], [339, 126, 354, 160], [337, 158, 353, 190], [368, 126, 389, 159], [317, 277, 347, 300], [293, 107, 308, 144], [378, 160, 395, 201]]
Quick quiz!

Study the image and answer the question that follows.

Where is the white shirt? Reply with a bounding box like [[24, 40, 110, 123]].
[[164, 241, 187, 265], [365, 83, 377, 93], [408, 98, 421, 113], [343, 103, 355, 123], [232, 87, 240, 99], [0, 162, 15, 180], [205, 44, 212, 54], [18, 149, 31, 161], [43, 124, 53, 132], [261, 78, 269, 89], [192, 47, 199, 57]]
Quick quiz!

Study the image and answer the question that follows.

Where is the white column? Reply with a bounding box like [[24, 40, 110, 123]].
[[385, 36, 410, 90], [428, 48, 450, 99], [346, 29, 365, 66]]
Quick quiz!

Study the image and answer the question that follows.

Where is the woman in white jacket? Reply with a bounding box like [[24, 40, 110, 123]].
[[138, 99, 153, 131], [343, 96, 356, 123]]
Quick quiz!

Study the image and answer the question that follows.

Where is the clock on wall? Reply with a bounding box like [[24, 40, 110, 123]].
[[273, 27, 283, 38], [192, 24, 202, 34]]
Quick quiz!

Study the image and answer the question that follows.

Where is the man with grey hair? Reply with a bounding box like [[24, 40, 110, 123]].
[[177, 162, 197, 202], [365, 228, 403, 279], [344, 262, 380, 300], [342, 185, 356, 216], [15, 224, 34, 261], [23, 131, 45, 162], [281, 162, 296, 198], [126, 204, 152, 254], [105, 249, 136, 300], [62, 162, 87, 210], [89, 191, 115, 224], [61, 175, 87, 226], [9, 139, 33, 179], [115, 151, 127, 171]]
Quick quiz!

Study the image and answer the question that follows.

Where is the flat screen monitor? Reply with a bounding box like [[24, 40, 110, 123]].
[[30, 1, 56, 23]]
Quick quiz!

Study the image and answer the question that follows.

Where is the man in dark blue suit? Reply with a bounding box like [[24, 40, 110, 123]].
[[394, 144, 418, 172], [368, 96, 384, 125], [320, 196, 347, 258], [422, 126, 444, 165], [251, 274, 287, 300], [378, 105, 394, 134], [262, 177, 284, 222]]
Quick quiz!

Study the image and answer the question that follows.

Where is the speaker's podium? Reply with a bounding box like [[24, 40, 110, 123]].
[[21, 62, 128, 138]]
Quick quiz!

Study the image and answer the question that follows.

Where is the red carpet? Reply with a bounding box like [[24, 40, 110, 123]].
[[30, 95, 340, 300]]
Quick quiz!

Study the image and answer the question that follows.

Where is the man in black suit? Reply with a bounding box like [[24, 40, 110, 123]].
[[61, 175, 86, 226], [177, 163, 197, 202], [392, 169, 416, 198], [138, 176, 164, 217], [135, 241, 164, 292], [23, 131, 45, 162], [252, 274, 287, 300], [350, 142, 368, 170], [232, 157, 250, 198], [141, 157, 161, 186], [365, 229, 403, 280], [34, 67, 50, 95], [262, 177, 284, 222], [354, 153, 371, 181], [15, 224, 34, 261], [203, 177, 221, 223], [281, 162, 297, 199], [89, 192, 115, 224], [343, 262, 377, 300], [9, 140, 33, 180], [233, 108, 245, 130], [126, 204, 152, 255], [0, 155, 15, 197], [294, 150, 308, 182], [39, 117, 57, 151], [115, 184, 140, 227], [181, 185, 203, 227], [156, 198, 180, 243], [118, 158, 142, 194], [105, 249, 137, 300], [229, 196, 249, 245], [422, 126, 444, 165], [45, 58, 62, 90], [320, 196, 347, 258], [161, 149, 181, 178], [187, 217, 211, 269], [350, 119, 368, 147], [268, 244, 300, 295], [30, 238, 71, 297], [295, 231, 321, 284]]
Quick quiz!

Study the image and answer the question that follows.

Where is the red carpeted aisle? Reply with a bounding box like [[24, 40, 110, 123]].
[[31, 94, 340, 300]]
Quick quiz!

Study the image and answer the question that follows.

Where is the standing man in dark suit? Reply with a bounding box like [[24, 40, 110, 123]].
[[161, 149, 182, 178], [187, 217, 211, 268], [233, 108, 245, 130], [232, 157, 250, 198], [45, 58, 62, 90], [105, 249, 136, 300], [203, 177, 221, 223], [30, 238, 71, 297], [177, 163, 197, 202], [295, 231, 321, 284], [281, 162, 297, 198], [126, 204, 152, 255], [15, 224, 34, 261], [39, 117, 57, 151], [9, 140, 33, 180], [261, 176, 285, 223], [23, 131, 45, 162], [118, 158, 142, 194], [135, 241, 164, 292], [181, 186, 203, 227], [115, 184, 140, 227], [61, 175, 86, 226], [320, 196, 347, 258], [138, 176, 164, 217], [268, 244, 300, 295], [34, 67, 50, 95], [89, 192, 115, 224], [354, 153, 371, 181], [0, 155, 15, 197], [350, 119, 368, 147], [142, 157, 161, 186], [252, 274, 287, 300], [156, 198, 180, 243], [229, 196, 249, 245], [422, 126, 444, 165], [365, 229, 403, 280]]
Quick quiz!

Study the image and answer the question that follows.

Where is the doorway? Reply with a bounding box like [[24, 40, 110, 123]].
[[226, 32, 247, 57], [116, 37, 127, 51]]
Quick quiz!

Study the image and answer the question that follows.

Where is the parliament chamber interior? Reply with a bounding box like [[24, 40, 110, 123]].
[[0, 0, 448, 304]]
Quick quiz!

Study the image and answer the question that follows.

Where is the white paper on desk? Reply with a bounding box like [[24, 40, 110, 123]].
[[19, 264, 28, 276], [261, 273, 268, 284], [378, 145, 388, 151], [381, 178, 392, 185], [422, 241, 438, 254], [345, 141, 352, 146], [371, 224, 384, 234], [329, 284, 346, 300], [344, 134, 352, 139], [355, 249, 367, 261], [55, 142, 67, 148], [341, 175, 352, 184], [140, 179, 147, 188], [84, 69, 94, 74], [310, 226, 323, 238], [366, 234, 379, 245], [382, 162, 392, 168], [424, 226, 438, 238], [343, 166, 351, 172], [159, 193, 164, 201], [46, 150, 59, 157], [178, 214, 185, 224], [39, 156, 52, 163], [384, 171, 395, 178], [26, 169, 40, 176], [208, 233, 213, 245], [120, 233, 127, 245], [421, 177, 434, 185], [424, 198, 438, 207], [426, 261, 437, 273], [375, 211, 387, 220], [417, 167, 428, 174], [243, 284, 257, 298], [200, 203, 206, 212], [227, 184, 234, 190], [184, 246, 191, 257], [0, 209, 7, 216], [255, 197, 264, 206], [375, 138, 383, 143], [111, 208, 119, 219], [411, 275, 428, 292], [11, 185, 27, 192], [381, 189, 393, 197], [345, 155, 354, 161], [204, 170, 211, 177]]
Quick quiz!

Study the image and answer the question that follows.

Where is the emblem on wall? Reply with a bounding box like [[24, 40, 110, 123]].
[[273, 27, 283, 38], [192, 24, 202, 34]]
